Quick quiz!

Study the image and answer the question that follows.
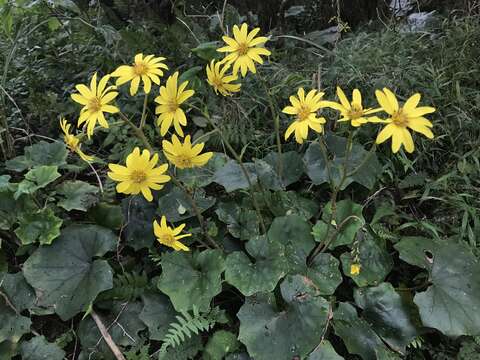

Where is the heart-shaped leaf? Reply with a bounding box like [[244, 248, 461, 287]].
[[139, 291, 177, 340], [305, 253, 342, 295], [158, 249, 225, 312], [14, 208, 62, 245], [225, 235, 288, 296], [307, 340, 344, 360], [23, 225, 115, 320], [19, 336, 65, 360], [57, 180, 98, 212]]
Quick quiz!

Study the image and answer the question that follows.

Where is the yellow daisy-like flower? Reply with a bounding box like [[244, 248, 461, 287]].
[[71, 72, 119, 138], [162, 135, 213, 169], [217, 23, 271, 77], [350, 263, 361, 276], [107, 147, 170, 202], [282, 88, 327, 144], [322, 87, 382, 127], [375, 88, 435, 153], [59, 119, 93, 162], [206, 60, 241, 96], [154, 72, 195, 137], [153, 216, 190, 251], [111, 53, 168, 96]]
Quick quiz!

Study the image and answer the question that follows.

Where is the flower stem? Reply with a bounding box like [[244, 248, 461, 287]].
[[139, 93, 148, 129], [118, 112, 220, 250]]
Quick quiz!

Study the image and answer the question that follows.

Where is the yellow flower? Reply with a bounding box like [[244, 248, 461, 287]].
[[282, 88, 327, 144], [71, 72, 119, 138], [217, 23, 271, 77], [206, 60, 241, 96], [162, 135, 213, 169], [350, 263, 361, 276], [107, 147, 170, 202], [154, 72, 195, 137], [322, 87, 382, 127], [60, 119, 93, 162], [111, 53, 168, 96], [153, 216, 190, 251], [375, 88, 435, 153]]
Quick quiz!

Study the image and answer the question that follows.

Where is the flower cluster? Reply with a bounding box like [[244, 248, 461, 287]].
[[282, 86, 435, 153]]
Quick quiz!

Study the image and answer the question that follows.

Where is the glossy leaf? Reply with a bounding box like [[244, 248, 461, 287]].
[[57, 180, 98, 211]]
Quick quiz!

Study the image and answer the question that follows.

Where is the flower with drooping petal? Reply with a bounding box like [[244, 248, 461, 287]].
[[282, 88, 327, 144], [206, 60, 241, 96], [111, 53, 168, 96], [60, 119, 93, 162], [322, 87, 382, 127], [154, 72, 195, 137], [153, 216, 190, 251], [162, 135, 213, 169], [71, 73, 119, 138], [350, 263, 361, 276], [375, 88, 435, 153], [217, 23, 271, 77], [107, 147, 170, 202]]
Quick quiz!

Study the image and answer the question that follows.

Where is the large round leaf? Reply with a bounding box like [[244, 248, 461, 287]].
[[0, 298, 31, 344], [19, 336, 65, 360], [394, 236, 441, 270], [414, 243, 480, 336], [263, 151, 304, 188], [121, 196, 156, 250], [225, 235, 288, 296], [305, 253, 342, 295], [238, 275, 330, 360], [0, 272, 35, 312], [23, 225, 116, 320], [354, 283, 420, 353], [158, 249, 225, 312], [307, 340, 344, 360], [267, 215, 316, 273]]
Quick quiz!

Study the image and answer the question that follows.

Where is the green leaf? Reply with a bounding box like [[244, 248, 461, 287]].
[[238, 275, 330, 360], [157, 186, 215, 222], [354, 283, 420, 353], [263, 151, 304, 188], [269, 191, 319, 219], [0, 297, 31, 343], [23, 225, 115, 320], [204, 330, 240, 360], [78, 302, 145, 360], [14, 208, 62, 245], [158, 249, 225, 312], [0, 175, 14, 192], [305, 253, 342, 295], [313, 199, 364, 248], [19, 336, 65, 360], [6, 141, 68, 172], [213, 160, 257, 192], [158, 333, 203, 360], [307, 340, 344, 360], [176, 153, 228, 188], [192, 41, 221, 61], [57, 180, 98, 211], [333, 302, 387, 360], [304, 142, 329, 186], [14, 165, 61, 199], [341, 233, 393, 287], [254, 159, 283, 190], [225, 235, 288, 296], [139, 291, 177, 341], [88, 202, 123, 230], [267, 215, 316, 273], [414, 243, 480, 336], [394, 236, 440, 270], [215, 202, 259, 240], [0, 340, 18, 360], [0, 272, 36, 312], [121, 196, 156, 250]]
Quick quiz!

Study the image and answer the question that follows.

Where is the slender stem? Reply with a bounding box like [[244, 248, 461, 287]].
[[193, 104, 267, 234], [139, 93, 148, 129], [257, 72, 283, 183], [88, 162, 104, 194], [91, 310, 126, 360], [118, 112, 219, 249]]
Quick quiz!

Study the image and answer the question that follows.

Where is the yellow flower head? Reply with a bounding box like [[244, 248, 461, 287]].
[[282, 88, 327, 144], [107, 147, 170, 202], [154, 72, 195, 137], [206, 60, 241, 96], [153, 216, 190, 251], [322, 87, 382, 127], [111, 53, 168, 96], [60, 119, 93, 162], [71, 72, 119, 138], [217, 23, 271, 77], [350, 263, 361, 276], [163, 135, 213, 169], [375, 88, 435, 153]]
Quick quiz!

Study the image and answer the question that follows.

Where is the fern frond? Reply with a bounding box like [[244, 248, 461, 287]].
[[98, 271, 148, 301], [159, 306, 223, 355]]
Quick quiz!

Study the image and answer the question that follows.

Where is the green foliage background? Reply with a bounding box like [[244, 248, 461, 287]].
[[1, 0, 480, 359]]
